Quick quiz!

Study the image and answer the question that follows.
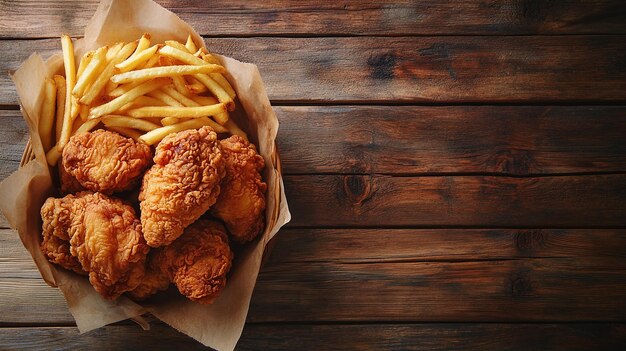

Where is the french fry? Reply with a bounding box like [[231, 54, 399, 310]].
[[127, 103, 227, 119], [106, 42, 124, 61], [53, 75, 66, 142], [108, 79, 144, 97], [74, 118, 101, 135], [161, 117, 181, 126], [115, 34, 151, 71], [200, 52, 219, 64], [185, 76, 208, 94], [161, 85, 198, 107], [110, 64, 224, 84], [189, 95, 229, 125], [143, 53, 161, 68], [107, 126, 142, 140], [117, 96, 167, 113], [159, 45, 208, 66], [171, 75, 190, 95], [76, 51, 94, 80], [71, 114, 84, 132], [185, 35, 198, 54], [80, 41, 137, 105], [115, 44, 159, 73], [148, 89, 185, 107], [197, 52, 236, 99], [79, 104, 89, 121], [88, 78, 169, 119], [39, 78, 57, 152], [224, 119, 248, 140], [209, 73, 236, 99], [102, 115, 160, 131], [139, 117, 227, 145], [165, 40, 190, 53], [72, 46, 107, 97], [104, 80, 119, 96], [131, 95, 168, 107], [193, 73, 234, 110], [58, 34, 77, 151]]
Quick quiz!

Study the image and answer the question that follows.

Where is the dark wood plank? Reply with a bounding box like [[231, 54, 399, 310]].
[[285, 174, 626, 227], [2, 228, 626, 324], [1, 323, 625, 351], [2, 1, 625, 38], [3, 106, 626, 178], [250, 257, 626, 322], [268, 228, 626, 264], [2, 36, 626, 105], [275, 106, 626, 175]]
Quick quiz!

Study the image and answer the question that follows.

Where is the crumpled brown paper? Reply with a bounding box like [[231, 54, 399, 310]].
[[0, 0, 290, 349]]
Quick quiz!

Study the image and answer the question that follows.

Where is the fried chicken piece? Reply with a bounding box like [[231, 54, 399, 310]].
[[59, 162, 84, 194], [128, 220, 233, 304], [140, 127, 225, 247], [62, 129, 152, 194], [126, 249, 170, 300], [166, 220, 233, 304], [211, 135, 267, 243], [40, 197, 86, 274], [40, 192, 149, 299]]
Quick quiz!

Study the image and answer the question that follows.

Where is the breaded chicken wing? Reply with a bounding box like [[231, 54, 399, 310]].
[[40, 192, 149, 299], [211, 135, 267, 243], [128, 220, 233, 304], [62, 130, 152, 194], [40, 196, 86, 274], [139, 127, 225, 247]]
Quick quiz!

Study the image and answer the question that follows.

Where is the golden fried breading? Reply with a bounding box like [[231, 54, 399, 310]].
[[40, 197, 86, 274], [127, 249, 170, 300], [139, 127, 225, 247], [40, 191, 149, 299], [128, 220, 233, 304], [211, 135, 267, 243], [59, 162, 84, 194], [62, 130, 152, 194], [165, 220, 233, 304]]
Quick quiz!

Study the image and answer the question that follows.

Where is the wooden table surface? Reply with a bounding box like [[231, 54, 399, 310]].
[[1, 1, 626, 350]]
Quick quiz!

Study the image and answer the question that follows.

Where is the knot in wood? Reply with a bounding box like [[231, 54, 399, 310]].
[[515, 230, 545, 253], [494, 149, 534, 175], [342, 175, 373, 205], [508, 273, 533, 297]]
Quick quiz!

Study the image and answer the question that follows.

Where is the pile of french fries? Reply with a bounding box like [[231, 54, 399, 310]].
[[40, 33, 247, 167]]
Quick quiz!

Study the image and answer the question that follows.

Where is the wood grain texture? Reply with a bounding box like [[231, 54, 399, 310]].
[[1, 0, 625, 38], [2, 106, 626, 178], [2, 228, 626, 324], [284, 174, 626, 227], [268, 228, 626, 264], [0, 110, 29, 180], [2, 36, 626, 105], [1, 323, 625, 351], [275, 106, 626, 175], [250, 258, 626, 322]]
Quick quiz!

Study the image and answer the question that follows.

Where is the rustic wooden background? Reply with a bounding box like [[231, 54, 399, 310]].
[[1, 1, 626, 350]]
